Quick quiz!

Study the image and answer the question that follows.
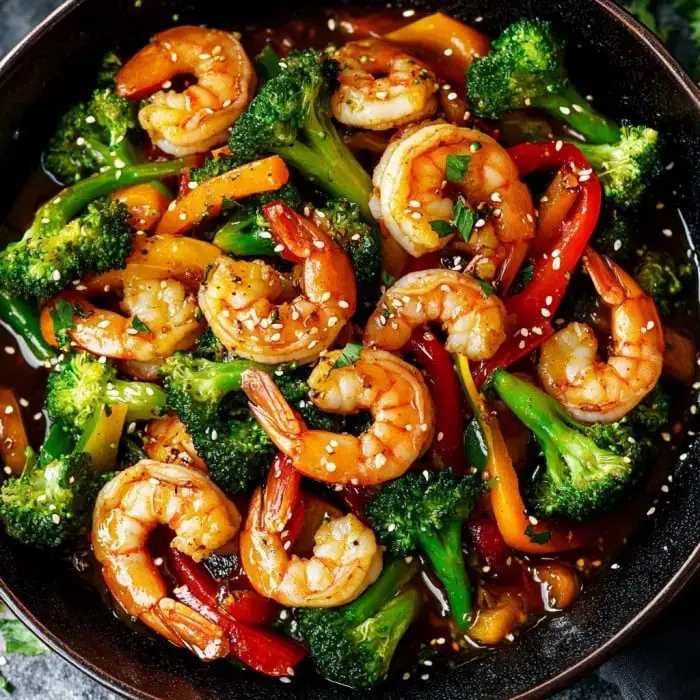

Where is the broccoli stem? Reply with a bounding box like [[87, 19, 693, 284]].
[[255, 45, 283, 81], [212, 216, 277, 257], [343, 558, 418, 626], [416, 522, 473, 631], [35, 157, 193, 235], [278, 120, 373, 221], [535, 85, 620, 144], [108, 380, 167, 421], [0, 290, 57, 362]]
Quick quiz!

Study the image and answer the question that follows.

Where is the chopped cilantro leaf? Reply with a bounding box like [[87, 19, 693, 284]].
[[446, 154, 470, 184], [334, 343, 363, 369], [131, 316, 150, 334], [453, 198, 476, 242], [524, 525, 552, 545], [430, 220, 454, 238]]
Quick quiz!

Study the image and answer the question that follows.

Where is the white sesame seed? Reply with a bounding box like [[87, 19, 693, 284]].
[[541, 308, 552, 318], [51, 514, 61, 524], [559, 106, 571, 115], [325, 462, 336, 472], [52, 269, 61, 281], [402, 8, 416, 17], [375, 91, 388, 100], [662, 228, 673, 238], [4, 346, 15, 355], [647, 506, 656, 516], [447, 92, 458, 101], [444, 48, 453, 56]]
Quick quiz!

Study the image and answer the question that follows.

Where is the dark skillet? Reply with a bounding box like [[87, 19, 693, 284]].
[[0, 0, 699, 698]]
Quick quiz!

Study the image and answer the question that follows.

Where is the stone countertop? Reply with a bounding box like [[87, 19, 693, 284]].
[[0, 1, 639, 698]]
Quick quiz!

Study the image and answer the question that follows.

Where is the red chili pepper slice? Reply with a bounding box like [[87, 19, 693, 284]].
[[473, 142, 602, 387], [406, 329, 465, 473], [168, 550, 306, 675]]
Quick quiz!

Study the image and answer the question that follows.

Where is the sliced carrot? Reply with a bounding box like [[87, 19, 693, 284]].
[[386, 13, 490, 87], [112, 184, 171, 231], [156, 156, 290, 236], [0, 388, 29, 474]]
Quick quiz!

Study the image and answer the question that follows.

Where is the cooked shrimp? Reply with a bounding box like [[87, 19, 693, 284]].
[[199, 202, 356, 365], [241, 348, 434, 485], [145, 414, 207, 472], [41, 277, 204, 362], [116, 26, 255, 156], [539, 248, 664, 423], [364, 268, 506, 359], [240, 482, 382, 607], [332, 39, 438, 130], [92, 460, 241, 659], [370, 122, 536, 281]]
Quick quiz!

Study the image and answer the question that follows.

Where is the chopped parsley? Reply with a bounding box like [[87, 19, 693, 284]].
[[445, 154, 470, 184], [453, 198, 476, 242], [524, 525, 552, 545], [334, 343, 363, 369], [131, 316, 150, 334], [430, 220, 455, 238]]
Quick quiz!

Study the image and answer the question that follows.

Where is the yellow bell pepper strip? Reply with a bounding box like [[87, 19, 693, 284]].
[[0, 388, 29, 475], [456, 355, 587, 554], [156, 156, 290, 236], [386, 13, 491, 87]]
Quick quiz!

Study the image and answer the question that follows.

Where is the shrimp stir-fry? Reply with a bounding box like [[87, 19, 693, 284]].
[[371, 122, 536, 282], [539, 248, 664, 423], [332, 39, 438, 130], [365, 268, 506, 359], [242, 348, 434, 485], [240, 459, 382, 607], [199, 203, 356, 364], [92, 461, 241, 659], [116, 26, 255, 155]]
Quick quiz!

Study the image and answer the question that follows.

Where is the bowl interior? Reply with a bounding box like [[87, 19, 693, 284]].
[[1, 1, 700, 699]]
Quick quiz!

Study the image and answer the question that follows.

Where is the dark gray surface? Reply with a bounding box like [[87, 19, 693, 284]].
[[0, 1, 642, 698]]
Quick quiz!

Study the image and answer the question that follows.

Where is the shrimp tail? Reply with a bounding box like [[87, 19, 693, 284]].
[[154, 598, 229, 661], [242, 369, 305, 456], [262, 201, 328, 262], [584, 246, 643, 304]]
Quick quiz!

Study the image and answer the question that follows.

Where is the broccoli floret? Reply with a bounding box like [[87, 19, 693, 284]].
[[225, 50, 373, 219], [46, 351, 166, 436], [161, 353, 340, 493], [365, 469, 482, 631], [44, 53, 140, 184], [467, 20, 620, 143], [212, 182, 302, 256], [576, 123, 661, 210], [591, 206, 637, 262], [634, 249, 692, 317], [194, 327, 228, 362], [0, 157, 193, 299], [294, 558, 421, 688], [492, 369, 655, 522], [316, 198, 381, 310], [0, 425, 108, 548]]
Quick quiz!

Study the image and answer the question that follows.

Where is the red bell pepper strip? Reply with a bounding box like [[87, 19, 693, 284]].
[[473, 142, 602, 387], [168, 550, 306, 675], [406, 329, 465, 473], [169, 550, 278, 626]]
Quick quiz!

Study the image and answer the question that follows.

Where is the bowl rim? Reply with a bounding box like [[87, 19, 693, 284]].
[[0, 1, 700, 698]]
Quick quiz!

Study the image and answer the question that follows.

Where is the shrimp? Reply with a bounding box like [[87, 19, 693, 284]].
[[91, 460, 241, 659], [538, 248, 664, 423], [41, 237, 218, 362], [145, 414, 207, 472], [370, 122, 536, 282], [240, 474, 382, 607], [364, 269, 506, 360], [198, 202, 356, 365], [116, 26, 255, 156], [331, 38, 438, 131], [41, 278, 204, 362], [241, 348, 434, 485]]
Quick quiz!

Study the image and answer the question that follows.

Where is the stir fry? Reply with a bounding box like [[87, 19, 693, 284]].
[[0, 9, 695, 689]]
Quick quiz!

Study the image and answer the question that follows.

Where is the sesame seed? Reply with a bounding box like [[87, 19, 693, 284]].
[[541, 308, 551, 318], [552, 257, 561, 270], [559, 106, 571, 115], [375, 91, 388, 100], [402, 9, 416, 17], [444, 48, 453, 56], [308, 340, 318, 349], [447, 92, 458, 101], [97, 320, 110, 329], [2, 467, 11, 475], [280, 677, 291, 684], [52, 269, 61, 281], [321, 291, 331, 302], [647, 506, 656, 516], [403, 673, 411, 680], [51, 514, 61, 524], [338, 300, 349, 309], [4, 346, 15, 355], [662, 228, 673, 238], [491, 192, 502, 203], [572, 103, 584, 112], [325, 462, 336, 472], [33, 412, 42, 421], [178, 212, 187, 221], [271, 333, 281, 342], [409, 199, 421, 208], [387, 523, 396, 532]]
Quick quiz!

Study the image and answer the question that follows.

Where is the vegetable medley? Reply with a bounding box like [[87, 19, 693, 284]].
[[0, 8, 695, 689]]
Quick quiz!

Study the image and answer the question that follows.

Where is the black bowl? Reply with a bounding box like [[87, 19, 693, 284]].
[[1, 1, 700, 698]]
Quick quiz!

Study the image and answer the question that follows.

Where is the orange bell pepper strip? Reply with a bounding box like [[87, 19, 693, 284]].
[[112, 184, 171, 231], [456, 355, 587, 554], [80, 236, 222, 294], [156, 155, 290, 236], [385, 13, 490, 87], [0, 388, 29, 475]]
